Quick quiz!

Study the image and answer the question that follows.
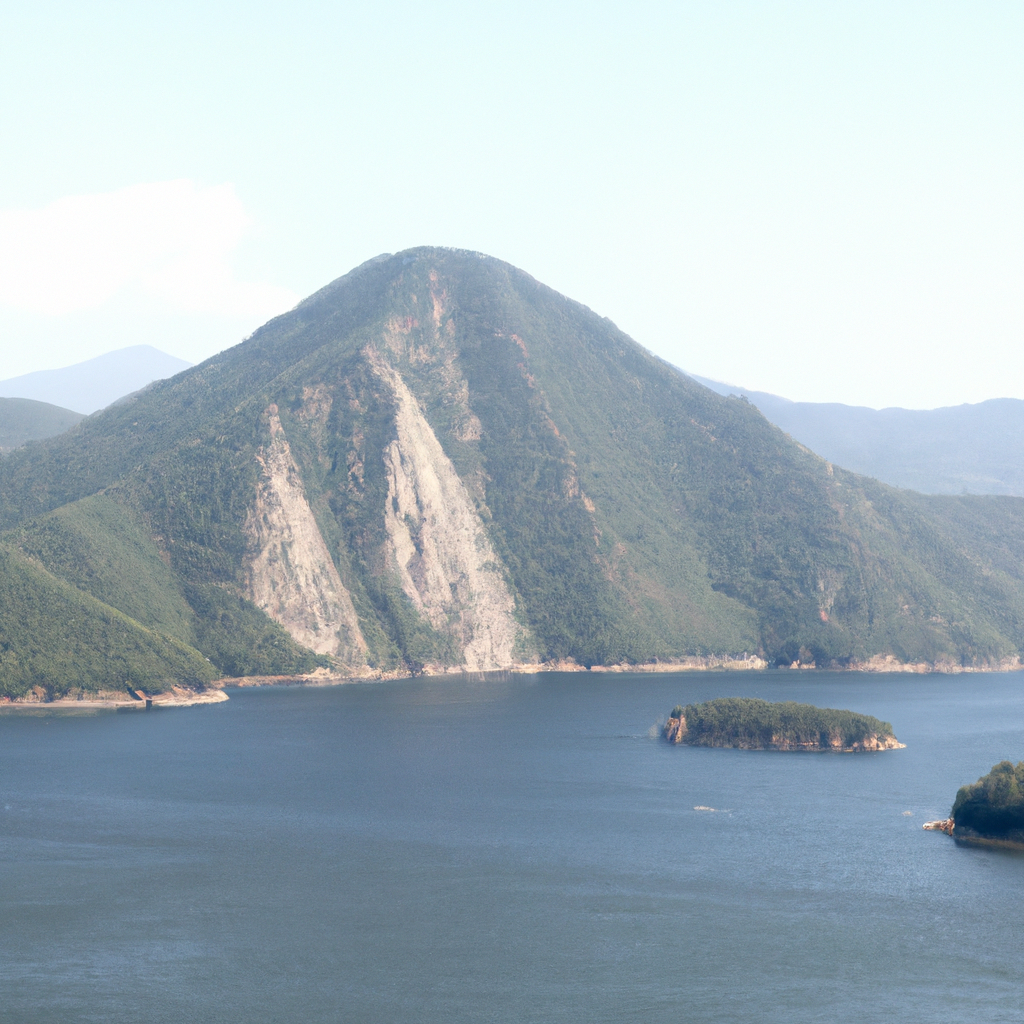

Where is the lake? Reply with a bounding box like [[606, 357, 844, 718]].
[[2, 670, 1023, 1023]]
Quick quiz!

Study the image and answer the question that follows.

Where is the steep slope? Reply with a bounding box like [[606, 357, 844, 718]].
[[2, 492, 322, 693], [371, 354, 528, 671], [2, 247, 1024, 695], [0, 544, 216, 699], [245, 404, 367, 662], [8, 493, 198, 643]]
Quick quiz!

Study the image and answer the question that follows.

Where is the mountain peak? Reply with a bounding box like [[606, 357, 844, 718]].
[[3, 251, 1024, 697]]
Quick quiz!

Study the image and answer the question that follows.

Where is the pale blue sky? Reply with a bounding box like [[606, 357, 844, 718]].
[[2, 1, 1022, 408]]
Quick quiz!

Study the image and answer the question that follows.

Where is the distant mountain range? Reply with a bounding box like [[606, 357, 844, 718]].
[[691, 375, 1024, 496], [4, 341, 1021, 500], [0, 345, 192, 415], [3, 247, 1024, 700]]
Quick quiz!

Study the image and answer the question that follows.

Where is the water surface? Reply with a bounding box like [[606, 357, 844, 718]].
[[2, 671, 1023, 1022]]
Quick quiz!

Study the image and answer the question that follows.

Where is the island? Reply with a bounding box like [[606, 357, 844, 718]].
[[924, 760, 1024, 845], [663, 697, 904, 751]]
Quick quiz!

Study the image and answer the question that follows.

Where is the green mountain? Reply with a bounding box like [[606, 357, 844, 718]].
[[3, 247, 1024, 698], [0, 396, 84, 453]]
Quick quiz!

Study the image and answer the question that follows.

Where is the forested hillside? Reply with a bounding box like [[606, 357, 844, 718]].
[[3, 247, 1024, 697]]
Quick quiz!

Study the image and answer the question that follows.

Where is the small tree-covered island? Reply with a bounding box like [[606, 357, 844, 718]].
[[663, 697, 904, 752], [925, 760, 1024, 846]]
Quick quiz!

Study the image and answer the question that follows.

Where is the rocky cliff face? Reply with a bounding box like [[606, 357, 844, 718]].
[[371, 352, 529, 672], [245, 405, 368, 665], [664, 714, 688, 744], [242, 346, 530, 674]]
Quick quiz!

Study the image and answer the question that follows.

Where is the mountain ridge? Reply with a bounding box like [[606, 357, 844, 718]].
[[3, 247, 1024, 698], [691, 374, 1024, 496]]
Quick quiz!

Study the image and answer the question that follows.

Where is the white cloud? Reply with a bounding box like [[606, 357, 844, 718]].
[[0, 180, 298, 319]]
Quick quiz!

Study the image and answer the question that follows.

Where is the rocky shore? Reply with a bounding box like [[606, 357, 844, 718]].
[[0, 685, 228, 711], [923, 817, 1024, 849], [4, 652, 1016, 712]]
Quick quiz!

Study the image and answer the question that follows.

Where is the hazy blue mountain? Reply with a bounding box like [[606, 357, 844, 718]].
[[690, 374, 1024, 496], [0, 397, 84, 453], [0, 345, 192, 415]]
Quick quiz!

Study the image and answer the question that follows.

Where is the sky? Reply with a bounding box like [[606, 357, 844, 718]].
[[1, 1, 1022, 409]]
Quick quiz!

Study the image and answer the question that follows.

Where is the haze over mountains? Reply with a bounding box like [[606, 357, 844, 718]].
[[3, 247, 1024, 700], [0, 397, 84, 454], [0, 344, 192, 415], [692, 376, 1024, 497]]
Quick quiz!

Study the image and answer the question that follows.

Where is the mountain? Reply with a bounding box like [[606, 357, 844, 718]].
[[0, 397, 84, 453], [0, 345, 192, 415], [3, 247, 1024, 699], [691, 375, 1024, 496]]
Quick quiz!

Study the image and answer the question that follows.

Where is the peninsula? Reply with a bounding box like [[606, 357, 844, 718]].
[[925, 760, 1024, 845], [663, 697, 904, 751]]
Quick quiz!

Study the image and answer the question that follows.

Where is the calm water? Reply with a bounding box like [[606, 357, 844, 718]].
[[2, 671, 1023, 1023]]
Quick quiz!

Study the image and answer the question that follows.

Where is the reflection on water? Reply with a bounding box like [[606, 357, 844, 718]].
[[2, 670, 1023, 1023]]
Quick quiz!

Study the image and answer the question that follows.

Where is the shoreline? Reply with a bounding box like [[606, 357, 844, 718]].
[[953, 833, 1024, 852], [0, 687, 229, 712], [223, 652, 1024, 685], [924, 819, 1024, 851], [3, 652, 1022, 710]]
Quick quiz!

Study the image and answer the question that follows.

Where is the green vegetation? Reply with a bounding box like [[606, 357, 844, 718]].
[[3, 246, 1024, 693], [668, 697, 898, 750], [0, 544, 216, 699], [0, 397, 83, 453], [183, 583, 323, 678], [8, 493, 198, 643], [951, 760, 1024, 838], [0, 493, 320, 693]]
